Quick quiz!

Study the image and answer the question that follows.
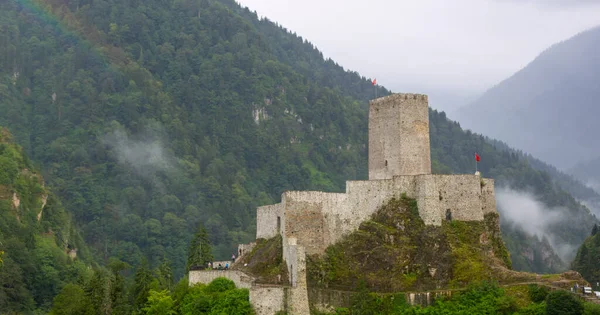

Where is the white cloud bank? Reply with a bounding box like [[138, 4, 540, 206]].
[[496, 187, 577, 261]]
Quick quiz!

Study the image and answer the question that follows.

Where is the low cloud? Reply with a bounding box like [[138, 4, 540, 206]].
[[103, 128, 179, 186], [496, 187, 577, 261]]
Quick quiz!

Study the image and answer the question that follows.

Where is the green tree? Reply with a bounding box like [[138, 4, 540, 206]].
[[50, 284, 93, 315], [132, 261, 158, 313], [156, 259, 174, 291], [585, 303, 600, 315], [142, 290, 175, 315], [108, 258, 131, 315], [529, 284, 550, 303], [546, 290, 584, 315], [592, 224, 598, 236], [186, 223, 213, 271]]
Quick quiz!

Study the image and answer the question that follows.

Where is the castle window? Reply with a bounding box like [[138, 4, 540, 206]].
[[446, 209, 452, 221], [385, 160, 388, 167]]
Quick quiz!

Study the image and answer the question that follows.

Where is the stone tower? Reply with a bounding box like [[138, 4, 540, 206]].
[[368, 93, 431, 180]]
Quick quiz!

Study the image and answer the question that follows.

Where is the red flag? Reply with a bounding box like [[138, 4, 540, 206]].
[[475, 153, 481, 162], [372, 78, 377, 86]]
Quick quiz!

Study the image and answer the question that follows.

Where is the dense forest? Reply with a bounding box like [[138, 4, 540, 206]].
[[0, 0, 598, 312], [0, 128, 91, 310], [572, 224, 600, 289]]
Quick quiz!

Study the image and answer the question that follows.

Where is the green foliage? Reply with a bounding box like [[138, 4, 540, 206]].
[[572, 235, 600, 287], [50, 284, 93, 315], [342, 282, 524, 314], [0, 130, 92, 312], [529, 284, 550, 303], [133, 261, 159, 313], [142, 290, 176, 315], [516, 302, 547, 315], [186, 223, 214, 272], [180, 278, 254, 315], [583, 303, 600, 315], [584, 303, 600, 315], [545, 289, 584, 315]]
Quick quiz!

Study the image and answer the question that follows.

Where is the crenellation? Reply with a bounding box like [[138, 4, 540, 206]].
[[369, 93, 428, 105]]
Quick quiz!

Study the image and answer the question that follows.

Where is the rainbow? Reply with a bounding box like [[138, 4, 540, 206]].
[[12, 0, 130, 68]]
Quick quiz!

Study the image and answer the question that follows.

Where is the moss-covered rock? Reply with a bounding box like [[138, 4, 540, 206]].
[[307, 196, 514, 292], [235, 235, 288, 285]]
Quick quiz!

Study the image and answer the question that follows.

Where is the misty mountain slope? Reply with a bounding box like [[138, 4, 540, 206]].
[[455, 26, 600, 170], [0, 0, 594, 278], [430, 111, 596, 272], [570, 158, 600, 193], [488, 138, 600, 217]]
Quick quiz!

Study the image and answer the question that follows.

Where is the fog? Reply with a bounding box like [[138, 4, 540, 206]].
[[237, 0, 600, 113], [103, 128, 180, 189], [496, 187, 577, 262]]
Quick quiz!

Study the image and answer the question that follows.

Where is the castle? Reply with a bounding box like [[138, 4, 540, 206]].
[[190, 93, 497, 315]]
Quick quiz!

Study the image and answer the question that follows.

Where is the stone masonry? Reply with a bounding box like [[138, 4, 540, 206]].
[[191, 93, 498, 315], [369, 94, 431, 179]]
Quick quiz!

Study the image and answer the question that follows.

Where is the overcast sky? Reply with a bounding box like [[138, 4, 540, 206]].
[[236, 0, 600, 113]]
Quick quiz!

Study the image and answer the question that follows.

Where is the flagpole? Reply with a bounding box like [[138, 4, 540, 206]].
[[372, 78, 377, 99]]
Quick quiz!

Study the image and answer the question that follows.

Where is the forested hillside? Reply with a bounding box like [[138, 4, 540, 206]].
[[0, 128, 91, 311], [0, 0, 595, 284], [572, 224, 600, 287]]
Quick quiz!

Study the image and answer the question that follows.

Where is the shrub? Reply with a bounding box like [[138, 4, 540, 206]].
[[546, 290, 583, 315]]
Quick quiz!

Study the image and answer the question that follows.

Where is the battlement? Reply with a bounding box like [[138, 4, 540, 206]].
[[369, 93, 428, 105], [369, 93, 431, 179]]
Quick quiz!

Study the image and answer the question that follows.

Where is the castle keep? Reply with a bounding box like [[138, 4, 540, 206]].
[[190, 93, 498, 315]]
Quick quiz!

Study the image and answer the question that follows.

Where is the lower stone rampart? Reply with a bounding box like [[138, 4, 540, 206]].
[[250, 285, 286, 315], [188, 270, 254, 289], [308, 288, 457, 310]]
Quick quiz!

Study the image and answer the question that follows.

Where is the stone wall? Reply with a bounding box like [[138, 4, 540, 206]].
[[238, 242, 256, 258], [189, 271, 288, 315], [308, 288, 456, 310], [415, 175, 486, 226], [250, 285, 286, 315], [368, 94, 431, 180], [262, 174, 490, 257], [481, 178, 496, 215], [282, 241, 310, 315], [188, 270, 254, 289], [256, 204, 282, 239]]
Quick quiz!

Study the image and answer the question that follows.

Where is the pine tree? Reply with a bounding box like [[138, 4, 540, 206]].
[[132, 260, 157, 313], [156, 259, 173, 291], [186, 223, 213, 271], [592, 224, 598, 236]]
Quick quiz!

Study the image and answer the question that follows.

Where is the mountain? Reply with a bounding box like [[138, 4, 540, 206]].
[[0, 0, 596, 282], [0, 128, 91, 312], [571, 224, 600, 287], [455, 26, 600, 170], [570, 158, 600, 193]]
